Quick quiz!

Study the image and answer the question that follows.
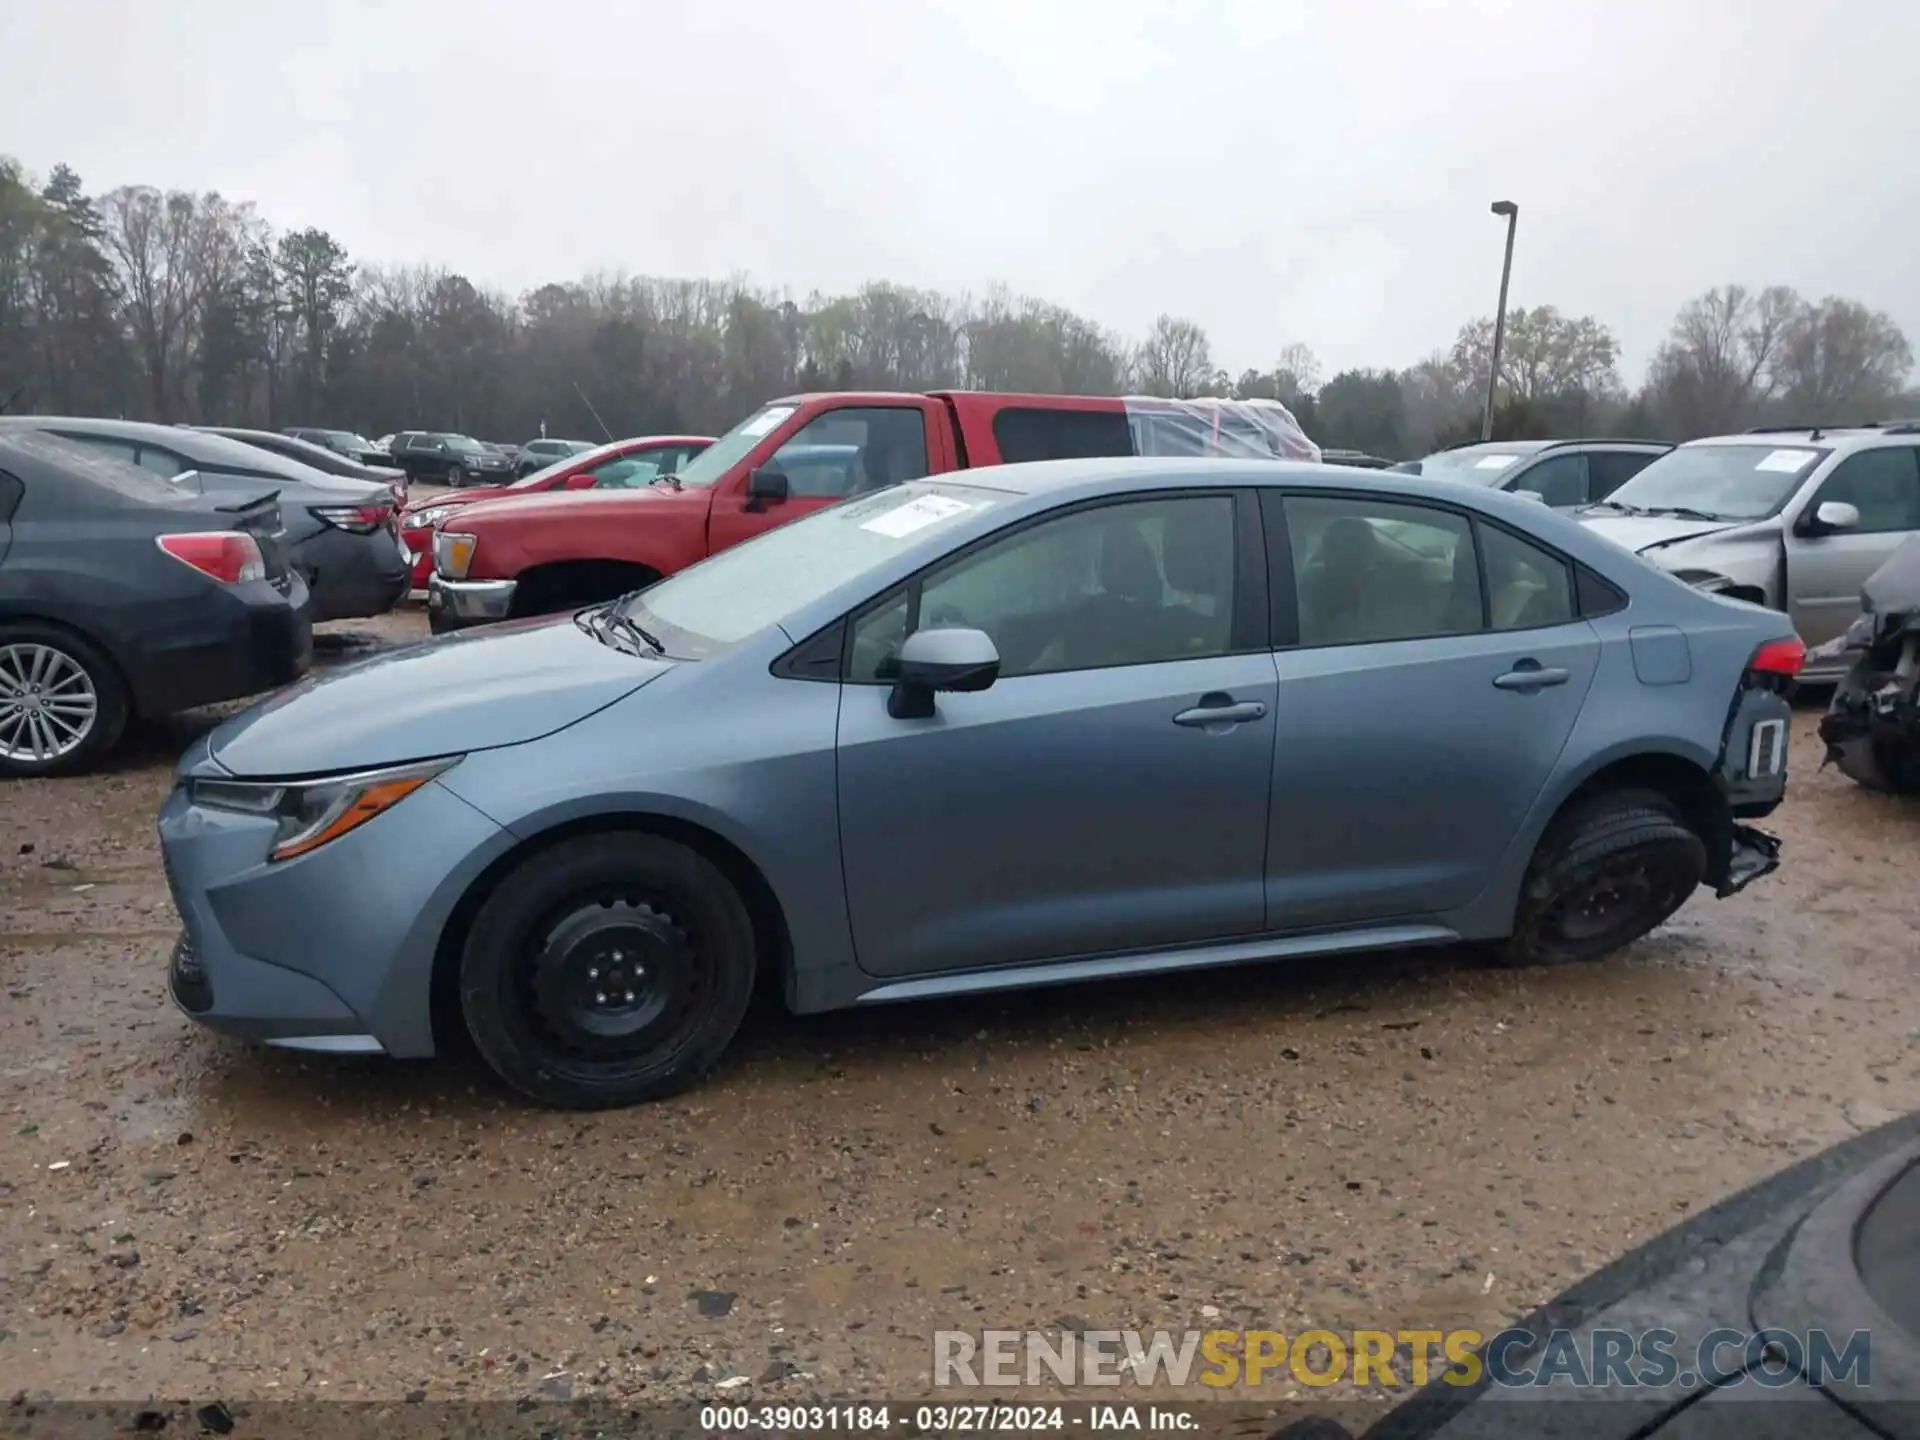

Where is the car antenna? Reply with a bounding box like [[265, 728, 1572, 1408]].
[[0, 384, 27, 415], [572, 382, 616, 443]]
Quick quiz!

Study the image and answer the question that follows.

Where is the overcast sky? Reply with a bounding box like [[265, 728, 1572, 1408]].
[[4, 0, 1916, 384]]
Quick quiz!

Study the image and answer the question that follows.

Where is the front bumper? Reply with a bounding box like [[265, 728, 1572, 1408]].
[[427, 574, 516, 632], [158, 771, 509, 1057], [295, 526, 411, 622]]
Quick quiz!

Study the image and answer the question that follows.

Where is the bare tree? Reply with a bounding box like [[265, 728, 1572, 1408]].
[[1772, 295, 1913, 423], [1451, 305, 1621, 405], [1134, 314, 1215, 397], [1641, 284, 1797, 436]]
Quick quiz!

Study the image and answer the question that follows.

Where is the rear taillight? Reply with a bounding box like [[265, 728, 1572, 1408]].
[[1749, 636, 1806, 677], [313, 502, 393, 535], [156, 531, 266, 584]]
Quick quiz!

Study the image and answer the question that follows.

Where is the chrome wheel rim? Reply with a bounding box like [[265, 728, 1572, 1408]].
[[0, 643, 99, 763]]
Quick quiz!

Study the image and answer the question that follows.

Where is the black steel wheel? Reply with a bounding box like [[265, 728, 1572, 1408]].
[[1497, 787, 1707, 966], [459, 833, 758, 1109]]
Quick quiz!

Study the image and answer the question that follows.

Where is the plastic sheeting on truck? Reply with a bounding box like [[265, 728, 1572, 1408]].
[[1122, 396, 1322, 464]]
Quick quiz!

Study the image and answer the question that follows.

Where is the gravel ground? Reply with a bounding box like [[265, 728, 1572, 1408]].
[[2, 616, 1917, 1409]]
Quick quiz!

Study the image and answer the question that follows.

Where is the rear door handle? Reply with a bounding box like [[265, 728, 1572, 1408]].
[[1493, 663, 1570, 691], [1173, 696, 1268, 728]]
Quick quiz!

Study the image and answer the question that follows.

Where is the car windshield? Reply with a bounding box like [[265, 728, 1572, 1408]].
[[1413, 441, 1551, 481], [444, 435, 485, 454], [506, 438, 641, 489], [1601, 443, 1830, 521], [672, 405, 797, 489], [624, 481, 1003, 654]]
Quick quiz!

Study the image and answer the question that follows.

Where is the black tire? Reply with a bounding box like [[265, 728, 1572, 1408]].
[[446, 463, 467, 487], [0, 622, 131, 779], [458, 833, 758, 1109], [1495, 787, 1707, 967]]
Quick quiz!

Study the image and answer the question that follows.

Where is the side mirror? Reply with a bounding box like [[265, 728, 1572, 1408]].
[[887, 627, 1001, 719], [746, 467, 789, 506], [1808, 500, 1861, 534], [1516, 489, 1547, 504]]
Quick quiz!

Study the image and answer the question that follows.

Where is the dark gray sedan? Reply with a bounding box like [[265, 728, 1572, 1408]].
[[0, 417, 408, 622]]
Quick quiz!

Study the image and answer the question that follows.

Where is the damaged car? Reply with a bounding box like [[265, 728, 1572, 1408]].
[[161, 458, 1798, 1110], [1815, 532, 1920, 793], [1577, 421, 1920, 680]]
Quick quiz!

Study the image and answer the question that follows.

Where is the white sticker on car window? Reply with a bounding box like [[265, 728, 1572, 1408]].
[[1756, 449, 1817, 473], [738, 406, 794, 439], [860, 494, 973, 538], [1475, 454, 1519, 470]]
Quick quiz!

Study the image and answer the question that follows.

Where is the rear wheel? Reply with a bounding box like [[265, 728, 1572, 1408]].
[[0, 624, 130, 778], [459, 833, 758, 1108], [1496, 788, 1706, 967]]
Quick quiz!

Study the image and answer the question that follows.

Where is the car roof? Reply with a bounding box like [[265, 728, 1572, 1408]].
[[0, 415, 380, 493], [1684, 424, 1920, 451]]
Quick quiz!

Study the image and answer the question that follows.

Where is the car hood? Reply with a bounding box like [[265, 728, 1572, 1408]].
[[200, 614, 672, 778], [1577, 512, 1747, 554], [450, 485, 684, 527]]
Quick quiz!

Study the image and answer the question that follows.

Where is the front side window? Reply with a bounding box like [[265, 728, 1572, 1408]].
[[767, 408, 930, 500], [1512, 453, 1586, 507], [847, 494, 1238, 681], [1810, 447, 1920, 533], [1587, 449, 1659, 498], [991, 407, 1134, 464], [1286, 495, 1481, 646], [134, 446, 187, 479]]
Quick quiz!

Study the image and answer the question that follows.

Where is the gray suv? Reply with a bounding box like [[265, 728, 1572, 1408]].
[[1399, 439, 1671, 509], [1578, 421, 1920, 679]]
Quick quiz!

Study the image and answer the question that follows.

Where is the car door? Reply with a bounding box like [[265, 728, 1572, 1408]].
[[708, 403, 942, 554], [1263, 491, 1601, 931], [835, 490, 1277, 979], [1782, 445, 1920, 650]]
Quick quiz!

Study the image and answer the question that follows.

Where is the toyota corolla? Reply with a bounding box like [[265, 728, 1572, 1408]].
[[159, 458, 1800, 1109]]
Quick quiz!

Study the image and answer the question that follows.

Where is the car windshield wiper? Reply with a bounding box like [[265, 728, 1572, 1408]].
[[1641, 505, 1725, 522], [600, 606, 665, 655], [1582, 498, 1646, 516], [573, 605, 664, 656]]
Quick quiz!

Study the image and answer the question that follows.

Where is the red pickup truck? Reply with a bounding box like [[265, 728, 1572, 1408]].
[[425, 390, 1318, 632]]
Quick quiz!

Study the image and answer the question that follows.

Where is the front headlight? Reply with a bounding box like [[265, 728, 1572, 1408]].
[[190, 757, 459, 861], [404, 505, 453, 530], [434, 530, 477, 579]]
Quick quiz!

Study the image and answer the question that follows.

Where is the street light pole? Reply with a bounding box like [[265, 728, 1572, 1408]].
[[1481, 200, 1519, 442]]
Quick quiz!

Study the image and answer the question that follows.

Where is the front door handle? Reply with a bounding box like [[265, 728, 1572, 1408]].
[[1493, 661, 1571, 692], [1173, 694, 1268, 728]]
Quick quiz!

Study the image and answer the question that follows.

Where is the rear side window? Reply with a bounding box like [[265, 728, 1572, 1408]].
[[991, 407, 1135, 464], [5, 431, 183, 504], [1587, 449, 1659, 498], [1284, 495, 1482, 646], [1479, 522, 1576, 630]]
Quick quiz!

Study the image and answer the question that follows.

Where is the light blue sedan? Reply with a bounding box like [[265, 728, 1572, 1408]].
[[159, 458, 1802, 1108]]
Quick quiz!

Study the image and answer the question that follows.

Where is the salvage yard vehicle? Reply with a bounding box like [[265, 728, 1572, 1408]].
[[1578, 422, 1920, 680], [387, 431, 515, 487], [513, 436, 597, 477], [1816, 533, 1920, 793], [397, 435, 712, 590], [163, 457, 1795, 1109], [0, 430, 311, 778], [197, 425, 410, 506], [0, 416, 409, 622], [282, 427, 389, 467], [426, 392, 1319, 632], [1395, 438, 1670, 508]]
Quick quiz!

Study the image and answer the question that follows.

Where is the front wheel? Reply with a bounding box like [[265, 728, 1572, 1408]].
[[459, 833, 759, 1108], [1495, 788, 1706, 967], [446, 464, 467, 487], [0, 624, 130, 778]]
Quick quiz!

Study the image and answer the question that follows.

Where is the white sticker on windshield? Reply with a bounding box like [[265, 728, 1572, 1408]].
[[1756, 448, 1817, 474], [1474, 454, 1519, 470], [860, 494, 974, 538], [739, 405, 794, 439]]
